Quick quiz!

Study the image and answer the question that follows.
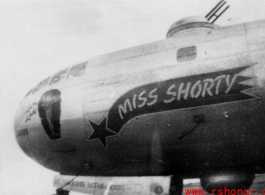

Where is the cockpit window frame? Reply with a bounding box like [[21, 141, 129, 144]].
[[33, 76, 51, 94], [25, 89, 32, 97], [67, 62, 88, 79], [49, 68, 69, 86]]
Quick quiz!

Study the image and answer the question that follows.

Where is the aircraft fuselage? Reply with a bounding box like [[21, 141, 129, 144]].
[[15, 19, 265, 180]]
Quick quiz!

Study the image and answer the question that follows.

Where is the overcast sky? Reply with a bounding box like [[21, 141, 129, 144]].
[[1, 0, 265, 194]]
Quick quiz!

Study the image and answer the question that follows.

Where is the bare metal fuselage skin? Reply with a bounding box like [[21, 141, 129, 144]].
[[15, 19, 265, 179]]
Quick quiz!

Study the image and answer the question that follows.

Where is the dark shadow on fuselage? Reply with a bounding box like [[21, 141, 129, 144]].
[[38, 89, 61, 140]]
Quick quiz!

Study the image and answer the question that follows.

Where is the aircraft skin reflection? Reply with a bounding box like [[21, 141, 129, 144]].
[[14, 6, 265, 195]]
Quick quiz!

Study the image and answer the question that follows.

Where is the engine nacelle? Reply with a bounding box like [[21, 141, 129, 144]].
[[200, 170, 254, 194]]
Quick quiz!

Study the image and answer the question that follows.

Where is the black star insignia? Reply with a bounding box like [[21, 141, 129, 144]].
[[87, 118, 117, 148]]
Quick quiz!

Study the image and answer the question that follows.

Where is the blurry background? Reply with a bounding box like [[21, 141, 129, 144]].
[[1, 0, 265, 194]]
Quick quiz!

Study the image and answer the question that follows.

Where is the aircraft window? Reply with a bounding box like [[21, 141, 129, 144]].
[[49, 68, 68, 85], [177, 46, 197, 62], [67, 62, 87, 79], [33, 77, 50, 93]]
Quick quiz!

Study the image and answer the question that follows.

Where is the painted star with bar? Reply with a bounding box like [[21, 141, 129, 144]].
[[87, 118, 117, 148]]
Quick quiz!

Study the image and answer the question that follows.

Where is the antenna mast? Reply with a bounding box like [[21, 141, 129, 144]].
[[206, 0, 230, 24]]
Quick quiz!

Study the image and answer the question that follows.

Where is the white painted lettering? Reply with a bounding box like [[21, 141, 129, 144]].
[[178, 82, 191, 100], [132, 94, 137, 109], [202, 78, 215, 97], [191, 81, 202, 98], [138, 91, 147, 108], [118, 99, 133, 119], [225, 74, 237, 94], [215, 75, 226, 95], [164, 84, 176, 103], [147, 88, 158, 106]]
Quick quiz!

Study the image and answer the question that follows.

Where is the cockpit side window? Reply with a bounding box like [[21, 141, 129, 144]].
[[67, 62, 87, 79], [177, 46, 197, 62], [49, 68, 68, 85], [33, 77, 50, 93]]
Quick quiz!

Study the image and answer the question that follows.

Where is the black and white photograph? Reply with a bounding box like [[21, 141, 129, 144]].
[[2, 0, 265, 194]]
